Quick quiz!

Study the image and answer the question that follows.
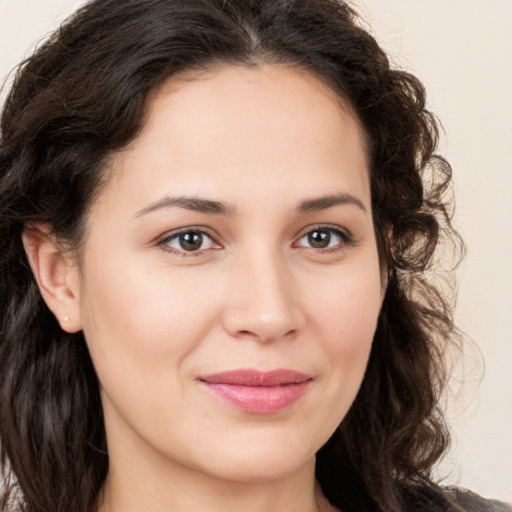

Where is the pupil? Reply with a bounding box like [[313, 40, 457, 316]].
[[308, 230, 330, 248], [179, 232, 203, 251]]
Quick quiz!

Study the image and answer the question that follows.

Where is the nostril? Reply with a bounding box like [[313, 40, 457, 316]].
[[234, 328, 298, 344]]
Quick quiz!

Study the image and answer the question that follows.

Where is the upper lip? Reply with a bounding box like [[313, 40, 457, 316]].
[[199, 369, 313, 387]]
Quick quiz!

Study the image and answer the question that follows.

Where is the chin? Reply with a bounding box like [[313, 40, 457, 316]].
[[192, 430, 321, 483], [209, 454, 314, 483]]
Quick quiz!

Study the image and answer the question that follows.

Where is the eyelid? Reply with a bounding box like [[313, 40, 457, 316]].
[[294, 223, 352, 240], [293, 224, 353, 250], [156, 226, 222, 257]]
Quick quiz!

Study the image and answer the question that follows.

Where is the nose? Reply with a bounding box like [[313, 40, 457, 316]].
[[222, 248, 305, 343]]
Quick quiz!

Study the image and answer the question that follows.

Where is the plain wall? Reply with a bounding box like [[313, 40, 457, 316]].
[[1, 0, 511, 503]]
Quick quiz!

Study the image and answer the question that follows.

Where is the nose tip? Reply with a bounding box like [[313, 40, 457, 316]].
[[230, 312, 299, 343], [222, 258, 304, 343], [224, 309, 300, 344]]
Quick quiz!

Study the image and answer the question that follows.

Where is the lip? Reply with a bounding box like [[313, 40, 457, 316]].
[[198, 369, 313, 414]]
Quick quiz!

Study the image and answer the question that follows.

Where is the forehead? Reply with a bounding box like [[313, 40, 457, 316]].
[[99, 64, 371, 217]]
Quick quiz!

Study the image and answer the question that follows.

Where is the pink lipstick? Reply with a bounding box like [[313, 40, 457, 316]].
[[198, 369, 312, 414]]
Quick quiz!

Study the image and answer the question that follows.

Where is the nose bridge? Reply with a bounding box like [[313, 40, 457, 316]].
[[223, 241, 303, 342]]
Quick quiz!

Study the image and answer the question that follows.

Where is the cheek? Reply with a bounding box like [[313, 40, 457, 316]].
[[308, 262, 382, 388], [312, 264, 382, 342], [77, 249, 222, 390]]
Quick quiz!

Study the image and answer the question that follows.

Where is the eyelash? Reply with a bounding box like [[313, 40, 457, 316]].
[[157, 227, 221, 258], [157, 224, 353, 257], [294, 224, 353, 253]]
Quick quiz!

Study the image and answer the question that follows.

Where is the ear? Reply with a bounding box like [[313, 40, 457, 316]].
[[22, 224, 82, 333]]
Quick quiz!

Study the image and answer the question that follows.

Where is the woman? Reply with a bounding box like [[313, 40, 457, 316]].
[[0, 1, 509, 511]]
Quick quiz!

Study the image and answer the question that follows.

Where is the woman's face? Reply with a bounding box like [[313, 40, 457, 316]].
[[73, 65, 384, 483]]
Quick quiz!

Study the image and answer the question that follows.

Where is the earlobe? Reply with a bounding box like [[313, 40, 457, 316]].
[[22, 224, 82, 333]]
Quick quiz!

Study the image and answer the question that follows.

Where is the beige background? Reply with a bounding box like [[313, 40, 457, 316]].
[[1, 0, 511, 502]]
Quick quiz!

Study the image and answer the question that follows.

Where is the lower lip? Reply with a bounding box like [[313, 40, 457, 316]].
[[201, 381, 311, 414]]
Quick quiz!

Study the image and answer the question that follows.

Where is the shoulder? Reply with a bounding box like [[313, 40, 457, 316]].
[[446, 487, 512, 512]]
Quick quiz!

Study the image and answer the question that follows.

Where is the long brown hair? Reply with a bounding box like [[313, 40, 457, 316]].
[[0, 1, 464, 511]]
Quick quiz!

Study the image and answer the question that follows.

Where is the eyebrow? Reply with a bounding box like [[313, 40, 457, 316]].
[[297, 193, 367, 214], [134, 196, 235, 218], [134, 192, 367, 219]]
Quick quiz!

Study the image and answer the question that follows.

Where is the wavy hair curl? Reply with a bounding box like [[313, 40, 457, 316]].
[[0, 1, 464, 511]]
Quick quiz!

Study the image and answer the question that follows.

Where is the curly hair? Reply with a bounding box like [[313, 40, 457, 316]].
[[0, 1, 464, 511]]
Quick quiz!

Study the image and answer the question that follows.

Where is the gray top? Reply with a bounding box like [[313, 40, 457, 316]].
[[449, 488, 512, 511]]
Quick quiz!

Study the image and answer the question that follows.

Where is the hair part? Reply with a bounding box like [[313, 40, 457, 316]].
[[0, 1, 464, 511]]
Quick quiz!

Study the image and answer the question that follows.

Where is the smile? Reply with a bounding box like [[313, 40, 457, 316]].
[[198, 369, 313, 414]]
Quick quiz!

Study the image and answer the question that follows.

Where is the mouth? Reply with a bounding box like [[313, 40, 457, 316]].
[[198, 369, 313, 414]]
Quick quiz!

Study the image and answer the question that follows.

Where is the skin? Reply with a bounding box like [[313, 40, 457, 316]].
[[25, 64, 385, 512]]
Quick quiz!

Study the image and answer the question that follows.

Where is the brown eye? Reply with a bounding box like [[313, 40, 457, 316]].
[[178, 231, 204, 251], [296, 227, 349, 251], [307, 230, 332, 249], [161, 230, 216, 254]]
